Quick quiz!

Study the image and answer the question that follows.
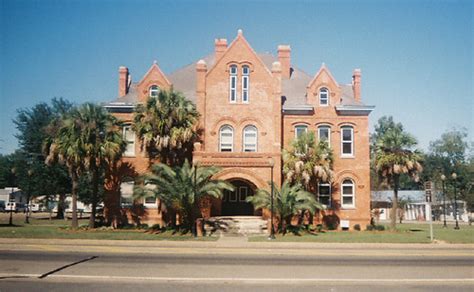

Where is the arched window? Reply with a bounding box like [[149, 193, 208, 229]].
[[341, 179, 355, 208], [229, 65, 237, 103], [341, 126, 354, 156], [243, 125, 258, 152], [294, 125, 308, 139], [219, 125, 233, 152], [242, 65, 250, 103], [122, 124, 135, 156], [149, 85, 160, 97], [319, 87, 329, 106], [318, 125, 331, 145]]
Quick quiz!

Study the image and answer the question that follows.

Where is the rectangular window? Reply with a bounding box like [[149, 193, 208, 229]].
[[341, 181, 355, 208], [220, 132, 233, 152], [242, 76, 249, 103], [239, 187, 248, 202], [123, 125, 135, 156], [243, 131, 257, 152], [318, 183, 331, 207], [341, 127, 353, 156], [144, 196, 156, 204], [295, 125, 308, 139], [230, 76, 237, 103], [318, 126, 330, 145]]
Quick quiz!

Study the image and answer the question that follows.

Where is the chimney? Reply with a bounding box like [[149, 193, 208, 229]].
[[277, 45, 291, 79], [272, 61, 282, 93], [118, 66, 129, 97], [352, 69, 361, 101], [214, 38, 228, 61]]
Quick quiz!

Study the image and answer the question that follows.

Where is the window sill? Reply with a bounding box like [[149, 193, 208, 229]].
[[340, 155, 354, 159], [124, 154, 136, 158], [341, 207, 356, 210]]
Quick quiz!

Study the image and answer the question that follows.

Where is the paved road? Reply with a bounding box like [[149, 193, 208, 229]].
[[0, 246, 473, 292]]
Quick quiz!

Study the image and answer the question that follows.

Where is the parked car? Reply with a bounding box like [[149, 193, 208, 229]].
[[5, 202, 26, 213], [28, 203, 45, 212]]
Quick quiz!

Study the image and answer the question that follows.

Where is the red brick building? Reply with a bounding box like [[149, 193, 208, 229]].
[[104, 30, 374, 230]]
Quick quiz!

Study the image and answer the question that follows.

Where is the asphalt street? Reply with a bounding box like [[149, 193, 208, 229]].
[[0, 244, 473, 292]]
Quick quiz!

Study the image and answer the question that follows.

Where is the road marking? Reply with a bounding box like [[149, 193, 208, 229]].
[[1, 273, 473, 284]]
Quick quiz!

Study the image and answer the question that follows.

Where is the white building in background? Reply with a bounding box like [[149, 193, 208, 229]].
[[371, 190, 470, 223]]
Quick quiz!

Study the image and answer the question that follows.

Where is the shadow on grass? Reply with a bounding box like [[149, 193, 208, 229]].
[[409, 228, 424, 232], [0, 224, 23, 227]]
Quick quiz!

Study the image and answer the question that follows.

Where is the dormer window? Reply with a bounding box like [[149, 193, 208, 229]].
[[242, 66, 250, 103], [149, 85, 160, 98], [229, 65, 237, 103], [319, 87, 329, 106]]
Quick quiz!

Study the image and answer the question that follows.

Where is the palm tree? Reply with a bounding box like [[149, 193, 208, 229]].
[[134, 160, 233, 234], [76, 103, 125, 228], [44, 106, 84, 229], [283, 131, 334, 190], [375, 126, 423, 230], [133, 89, 199, 166], [246, 181, 324, 234], [283, 132, 333, 224]]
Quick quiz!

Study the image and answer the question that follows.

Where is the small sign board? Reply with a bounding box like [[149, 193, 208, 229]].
[[424, 181, 432, 190]]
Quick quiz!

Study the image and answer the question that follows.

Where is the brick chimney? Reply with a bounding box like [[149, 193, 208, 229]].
[[352, 69, 361, 101], [215, 38, 227, 61], [118, 66, 129, 97], [277, 45, 291, 79]]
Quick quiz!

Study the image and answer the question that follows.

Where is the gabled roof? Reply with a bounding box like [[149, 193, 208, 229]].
[[104, 48, 373, 113]]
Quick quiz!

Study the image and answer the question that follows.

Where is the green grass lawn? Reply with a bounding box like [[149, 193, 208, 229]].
[[249, 223, 474, 244], [0, 216, 216, 241]]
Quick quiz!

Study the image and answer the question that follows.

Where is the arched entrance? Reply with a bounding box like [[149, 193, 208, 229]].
[[221, 179, 255, 216]]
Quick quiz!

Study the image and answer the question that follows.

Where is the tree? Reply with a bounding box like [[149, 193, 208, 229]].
[[13, 98, 72, 220], [134, 160, 233, 234], [283, 131, 333, 224], [133, 89, 199, 166], [75, 103, 125, 228], [246, 181, 324, 234], [373, 116, 423, 230]]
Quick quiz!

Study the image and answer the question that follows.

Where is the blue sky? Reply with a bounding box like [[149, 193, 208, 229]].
[[0, 0, 472, 154]]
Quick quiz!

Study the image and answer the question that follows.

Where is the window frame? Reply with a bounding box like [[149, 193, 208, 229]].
[[318, 125, 331, 146], [319, 87, 329, 106], [149, 85, 160, 98], [294, 125, 308, 139], [229, 65, 237, 103], [243, 125, 258, 152], [341, 126, 354, 157], [318, 183, 331, 207], [122, 124, 136, 157], [219, 125, 234, 152], [341, 179, 355, 209], [242, 66, 250, 103]]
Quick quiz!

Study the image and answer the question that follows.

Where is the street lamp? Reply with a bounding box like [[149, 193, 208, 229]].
[[440, 174, 447, 228], [268, 158, 275, 240], [451, 173, 460, 230]]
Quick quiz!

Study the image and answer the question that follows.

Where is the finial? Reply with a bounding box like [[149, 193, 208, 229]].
[[153, 60, 157, 65], [237, 29, 243, 36]]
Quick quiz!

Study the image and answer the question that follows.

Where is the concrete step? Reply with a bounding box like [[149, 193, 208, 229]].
[[204, 216, 268, 236]]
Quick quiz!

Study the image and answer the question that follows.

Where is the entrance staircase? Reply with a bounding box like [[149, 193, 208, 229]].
[[204, 216, 268, 236]]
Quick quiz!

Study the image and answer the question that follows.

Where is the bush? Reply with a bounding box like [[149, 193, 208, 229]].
[[366, 224, 385, 231], [150, 224, 161, 231], [354, 224, 361, 231], [315, 224, 323, 232]]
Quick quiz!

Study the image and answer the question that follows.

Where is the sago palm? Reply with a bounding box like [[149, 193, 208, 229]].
[[133, 89, 199, 166], [246, 181, 324, 234], [134, 160, 233, 233], [375, 126, 423, 230]]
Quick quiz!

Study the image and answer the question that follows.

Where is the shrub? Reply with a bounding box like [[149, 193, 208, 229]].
[[366, 224, 385, 231], [354, 224, 361, 231], [315, 224, 323, 232]]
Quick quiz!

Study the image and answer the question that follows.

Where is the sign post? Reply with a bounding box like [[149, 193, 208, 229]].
[[425, 181, 434, 242]]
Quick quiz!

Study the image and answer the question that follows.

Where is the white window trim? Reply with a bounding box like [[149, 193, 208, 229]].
[[239, 186, 248, 202], [318, 125, 331, 146], [318, 183, 331, 207], [341, 179, 355, 209], [243, 125, 258, 152], [294, 125, 308, 139], [123, 125, 136, 157], [219, 125, 234, 152], [242, 66, 249, 103], [341, 126, 354, 157], [149, 85, 160, 98], [319, 88, 329, 106], [229, 66, 237, 103]]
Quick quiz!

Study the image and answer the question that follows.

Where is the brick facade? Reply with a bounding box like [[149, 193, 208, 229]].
[[105, 30, 374, 230]]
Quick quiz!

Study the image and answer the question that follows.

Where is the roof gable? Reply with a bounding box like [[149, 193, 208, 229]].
[[307, 63, 339, 89]]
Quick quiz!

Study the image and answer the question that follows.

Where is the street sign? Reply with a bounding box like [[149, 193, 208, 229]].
[[424, 181, 432, 191]]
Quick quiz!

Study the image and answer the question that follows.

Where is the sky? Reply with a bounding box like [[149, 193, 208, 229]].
[[0, 0, 472, 154]]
